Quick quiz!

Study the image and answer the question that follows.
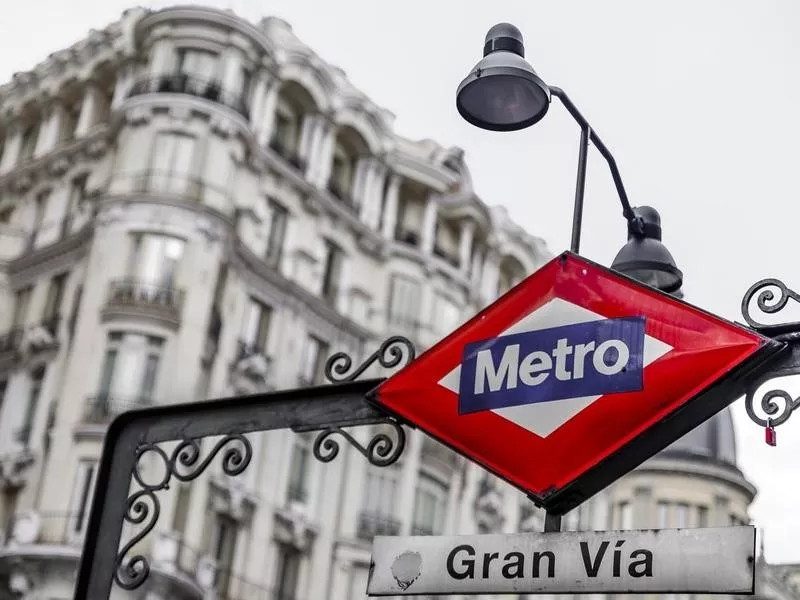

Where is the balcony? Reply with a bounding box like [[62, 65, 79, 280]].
[[269, 138, 307, 173], [357, 512, 401, 540], [3, 512, 86, 548], [108, 170, 232, 209], [128, 73, 249, 119], [102, 278, 185, 330], [82, 394, 153, 424]]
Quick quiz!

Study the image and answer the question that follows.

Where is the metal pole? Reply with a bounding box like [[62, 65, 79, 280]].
[[544, 511, 562, 532], [570, 125, 590, 253], [548, 86, 640, 234]]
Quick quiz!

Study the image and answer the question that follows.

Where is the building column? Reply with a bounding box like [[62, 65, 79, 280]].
[[352, 157, 371, 209], [458, 220, 475, 274], [111, 63, 134, 109], [420, 195, 439, 255], [34, 100, 67, 158], [380, 175, 401, 240], [148, 38, 175, 77], [312, 118, 336, 188], [298, 113, 320, 167], [220, 46, 244, 93], [0, 125, 23, 173], [253, 72, 280, 146], [480, 249, 501, 302], [75, 82, 105, 137]]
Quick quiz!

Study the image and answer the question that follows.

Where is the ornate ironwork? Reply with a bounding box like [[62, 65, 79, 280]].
[[313, 418, 406, 467], [741, 278, 800, 333], [114, 435, 252, 590], [324, 335, 415, 383], [742, 278, 800, 433]]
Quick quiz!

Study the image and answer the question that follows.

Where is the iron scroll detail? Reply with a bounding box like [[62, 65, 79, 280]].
[[313, 419, 406, 467], [741, 278, 800, 331], [324, 335, 416, 383], [114, 435, 252, 590]]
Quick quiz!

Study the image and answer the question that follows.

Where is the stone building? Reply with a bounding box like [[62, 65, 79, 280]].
[[0, 5, 794, 600]]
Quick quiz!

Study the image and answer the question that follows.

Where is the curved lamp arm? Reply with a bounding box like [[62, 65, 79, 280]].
[[548, 86, 643, 251]]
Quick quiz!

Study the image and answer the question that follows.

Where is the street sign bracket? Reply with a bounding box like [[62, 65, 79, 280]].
[[72, 335, 417, 600]]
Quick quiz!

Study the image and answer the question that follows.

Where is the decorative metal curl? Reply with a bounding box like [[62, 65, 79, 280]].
[[114, 435, 252, 591], [741, 278, 800, 330], [313, 419, 406, 467], [745, 385, 800, 428], [324, 335, 415, 383]]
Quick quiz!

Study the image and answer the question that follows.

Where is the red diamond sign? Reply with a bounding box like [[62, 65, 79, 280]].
[[373, 252, 780, 513]]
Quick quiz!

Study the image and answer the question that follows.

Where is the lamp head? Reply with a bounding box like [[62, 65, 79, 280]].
[[456, 23, 551, 131], [611, 206, 684, 294]]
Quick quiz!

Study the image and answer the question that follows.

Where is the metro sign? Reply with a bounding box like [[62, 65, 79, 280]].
[[373, 252, 782, 514]]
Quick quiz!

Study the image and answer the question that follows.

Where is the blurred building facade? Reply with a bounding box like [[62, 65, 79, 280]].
[[0, 5, 795, 600]]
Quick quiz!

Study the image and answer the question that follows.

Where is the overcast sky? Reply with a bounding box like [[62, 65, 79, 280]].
[[3, 0, 800, 563]]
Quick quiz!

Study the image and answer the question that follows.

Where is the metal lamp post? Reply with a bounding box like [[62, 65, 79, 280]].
[[456, 22, 683, 294]]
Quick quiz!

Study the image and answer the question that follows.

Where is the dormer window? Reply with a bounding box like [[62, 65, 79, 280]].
[[270, 102, 299, 157]]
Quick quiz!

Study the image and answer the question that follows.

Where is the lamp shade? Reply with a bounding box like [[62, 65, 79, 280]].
[[611, 206, 683, 294], [456, 23, 551, 131]]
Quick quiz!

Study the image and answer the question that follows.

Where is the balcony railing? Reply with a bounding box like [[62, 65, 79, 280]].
[[83, 394, 154, 423], [128, 73, 249, 119], [357, 512, 401, 540], [410, 523, 435, 536], [268, 138, 307, 173], [104, 278, 185, 323], [108, 170, 232, 208], [4, 512, 87, 547]]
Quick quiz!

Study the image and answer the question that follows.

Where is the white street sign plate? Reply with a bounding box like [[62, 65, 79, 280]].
[[368, 527, 755, 596]]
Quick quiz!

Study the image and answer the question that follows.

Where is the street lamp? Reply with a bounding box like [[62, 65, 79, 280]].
[[456, 22, 683, 294]]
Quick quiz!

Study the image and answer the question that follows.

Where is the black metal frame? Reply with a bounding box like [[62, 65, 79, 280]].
[[548, 87, 643, 254], [73, 336, 415, 599]]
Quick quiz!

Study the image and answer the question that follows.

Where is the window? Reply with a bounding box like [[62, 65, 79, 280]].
[[12, 286, 32, 327], [32, 190, 48, 234], [432, 294, 460, 335], [320, 240, 343, 303], [618, 501, 633, 529], [19, 122, 39, 161], [43, 273, 67, 328], [69, 460, 98, 542], [287, 434, 310, 503], [329, 143, 354, 198], [265, 200, 288, 268], [388, 275, 421, 330], [211, 514, 238, 594], [241, 298, 271, 356], [128, 233, 184, 288], [274, 544, 301, 600], [150, 132, 196, 193], [172, 485, 192, 536], [176, 48, 219, 81], [97, 333, 164, 408], [0, 378, 7, 421], [675, 503, 689, 528], [697, 505, 708, 528], [300, 335, 328, 384], [412, 473, 448, 536], [363, 467, 398, 518], [657, 501, 670, 528], [270, 102, 299, 154], [65, 174, 88, 231], [0, 207, 11, 224], [240, 66, 252, 99], [18, 367, 45, 446]]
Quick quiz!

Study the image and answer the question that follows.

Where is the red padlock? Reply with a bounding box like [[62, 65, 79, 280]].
[[766, 419, 776, 447]]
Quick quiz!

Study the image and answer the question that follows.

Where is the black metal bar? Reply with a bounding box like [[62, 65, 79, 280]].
[[548, 86, 637, 225], [570, 125, 590, 253], [544, 511, 562, 532], [73, 378, 390, 599]]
